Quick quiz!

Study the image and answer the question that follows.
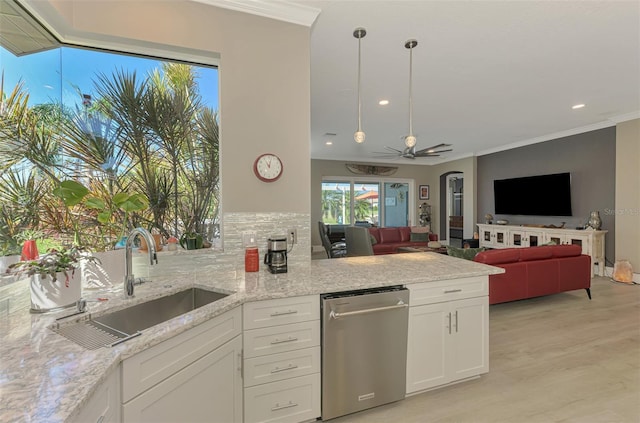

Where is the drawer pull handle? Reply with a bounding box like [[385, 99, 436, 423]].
[[444, 289, 462, 294], [270, 309, 298, 317], [271, 401, 298, 411], [270, 336, 298, 344], [271, 364, 299, 373]]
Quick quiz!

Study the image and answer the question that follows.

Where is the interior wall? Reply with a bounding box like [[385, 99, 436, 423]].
[[34, 1, 311, 214], [615, 119, 640, 274], [477, 127, 616, 262]]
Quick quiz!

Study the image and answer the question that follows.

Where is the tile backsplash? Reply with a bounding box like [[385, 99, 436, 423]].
[[223, 212, 311, 264]]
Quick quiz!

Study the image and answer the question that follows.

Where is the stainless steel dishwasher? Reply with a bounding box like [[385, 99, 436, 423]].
[[321, 286, 409, 420]]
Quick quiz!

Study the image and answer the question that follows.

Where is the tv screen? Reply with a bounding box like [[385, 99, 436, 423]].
[[493, 172, 572, 216]]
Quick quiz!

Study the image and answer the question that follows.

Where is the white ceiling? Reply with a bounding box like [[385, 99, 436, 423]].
[[302, 0, 640, 164], [9, 0, 640, 167]]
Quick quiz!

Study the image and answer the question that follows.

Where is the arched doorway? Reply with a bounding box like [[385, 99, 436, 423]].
[[439, 171, 463, 246]]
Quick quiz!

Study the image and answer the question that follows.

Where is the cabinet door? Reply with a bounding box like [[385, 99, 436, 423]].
[[508, 229, 527, 247], [71, 367, 121, 423], [123, 335, 243, 423], [406, 302, 449, 394], [493, 228, 509, 247], [449, 297, 489, 381]]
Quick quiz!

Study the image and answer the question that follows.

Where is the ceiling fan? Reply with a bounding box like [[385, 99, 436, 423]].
[[375, 143, 453, 160]]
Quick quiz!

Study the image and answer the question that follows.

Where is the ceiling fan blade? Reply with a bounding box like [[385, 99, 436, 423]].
[[415, 147, 453, 155], [384, 146, 404, 154]]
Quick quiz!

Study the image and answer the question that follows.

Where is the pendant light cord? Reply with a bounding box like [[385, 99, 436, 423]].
[[408, 43, 413, 137], [357, 32, 363, 132]]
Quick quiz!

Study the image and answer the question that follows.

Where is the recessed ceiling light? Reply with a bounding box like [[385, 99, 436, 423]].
[[572, 104, 585, 109], [379, 100, 389, 106], [325, 141, 333, 145]]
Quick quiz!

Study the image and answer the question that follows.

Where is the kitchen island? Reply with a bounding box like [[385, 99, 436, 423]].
[[0, 250, 503, 422]]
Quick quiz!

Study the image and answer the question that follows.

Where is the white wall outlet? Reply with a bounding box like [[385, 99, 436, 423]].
[[288, 228, 297, 244]]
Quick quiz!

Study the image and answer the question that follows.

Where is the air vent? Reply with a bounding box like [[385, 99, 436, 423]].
[[0, 0, 59, 57]]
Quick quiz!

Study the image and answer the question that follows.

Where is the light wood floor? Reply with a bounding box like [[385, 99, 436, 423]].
[[329, 276, 640, 422]]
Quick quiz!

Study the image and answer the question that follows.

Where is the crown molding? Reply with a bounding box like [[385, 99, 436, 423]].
[[608, 110, 640, 124], [475, 116, 636, 157], [194, 0, 321, 27]]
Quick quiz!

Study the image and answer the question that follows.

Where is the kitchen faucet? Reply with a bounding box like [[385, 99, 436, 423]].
[[124, 227, 158, 298]]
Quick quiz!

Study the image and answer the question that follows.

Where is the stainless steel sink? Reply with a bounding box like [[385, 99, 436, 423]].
[[53, 287, 229, 349], [93, 287, 228, 335]]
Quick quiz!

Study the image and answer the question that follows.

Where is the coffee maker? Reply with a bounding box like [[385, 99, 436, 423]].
[[264, 235, 288, 274]]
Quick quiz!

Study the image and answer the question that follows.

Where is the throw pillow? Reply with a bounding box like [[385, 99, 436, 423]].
[[410, 226, 430, 233], [410, 232, 429, 242], [446, 245, 485, 260], [369, 234, 378, 245]]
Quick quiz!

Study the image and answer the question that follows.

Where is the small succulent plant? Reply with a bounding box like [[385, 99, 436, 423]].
[[5, 246, 99, 287]]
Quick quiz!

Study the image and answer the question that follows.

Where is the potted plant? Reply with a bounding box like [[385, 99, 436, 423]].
[[5, 246, 99, 313]]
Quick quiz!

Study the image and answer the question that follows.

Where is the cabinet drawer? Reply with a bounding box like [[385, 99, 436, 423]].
[[243, 295, 319, 330], [410, 276, 488, 306], [122, 306, 242, 402], [244, 373, 321, 423], [244, 346, 320, 387], [244, 320, 319, 358]]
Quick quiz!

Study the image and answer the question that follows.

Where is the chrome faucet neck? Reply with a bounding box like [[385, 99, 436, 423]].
[[124, 228, 158, 298]]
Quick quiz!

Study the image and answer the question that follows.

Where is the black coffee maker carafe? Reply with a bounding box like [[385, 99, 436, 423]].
[[264, 235, 288, 274]]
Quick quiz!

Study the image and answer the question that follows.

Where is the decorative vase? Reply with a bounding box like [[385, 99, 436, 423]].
[[587, 211, 602, 230], [30, 271, 81, 313]]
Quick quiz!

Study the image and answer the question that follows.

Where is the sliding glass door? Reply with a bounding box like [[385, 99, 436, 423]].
[[383, 182, 409, 227], [321, 178, 413, 227]]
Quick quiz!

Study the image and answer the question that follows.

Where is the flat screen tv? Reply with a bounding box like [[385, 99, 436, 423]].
[[493, 172, 572, 216]]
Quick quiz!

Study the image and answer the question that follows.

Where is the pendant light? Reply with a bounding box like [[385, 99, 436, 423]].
[[404, 39, 418, 148], [353, 27, 367, 144]]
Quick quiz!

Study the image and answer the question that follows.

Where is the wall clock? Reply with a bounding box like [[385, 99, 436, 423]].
[[253, 153, 283, 182]]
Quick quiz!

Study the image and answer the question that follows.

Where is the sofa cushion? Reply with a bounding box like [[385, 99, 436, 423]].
[[551, 244, 582, 258], [368, 228, 381, 244], [519, 246, 553, 262], [474, 248, 521, 265], [399, 227, 412, 242], [379, 228, 402, 243]]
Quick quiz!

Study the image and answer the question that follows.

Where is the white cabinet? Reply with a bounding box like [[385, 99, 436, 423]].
[[122, 307, 243, 423], [71, 366, 121, 423], [123, 336, 243, 422], [479, 226, 509, 248], [477, 224, 607, 277], [243, 295, 321, 423], [507, 228, 543, 247], [406, 277, 489, 395]]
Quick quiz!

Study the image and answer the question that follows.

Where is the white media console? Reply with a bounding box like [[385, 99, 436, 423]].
[[476, 224, 607, 277]]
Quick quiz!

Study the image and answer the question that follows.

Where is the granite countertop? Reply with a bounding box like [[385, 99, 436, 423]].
[[0, 250, 503, 423]]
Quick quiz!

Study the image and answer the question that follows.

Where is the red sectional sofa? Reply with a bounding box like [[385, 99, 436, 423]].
[[367, 227, 439, 255], [473, 244, 591, 305]]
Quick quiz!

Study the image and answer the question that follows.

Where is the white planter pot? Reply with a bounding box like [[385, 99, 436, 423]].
[[30, 270, 81, 313]]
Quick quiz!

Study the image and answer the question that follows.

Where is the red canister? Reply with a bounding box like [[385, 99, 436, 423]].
[[245, 247, 259, 272]]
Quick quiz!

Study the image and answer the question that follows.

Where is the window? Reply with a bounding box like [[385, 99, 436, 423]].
[[0, 43, 219, 254], [321, 178, 414, 227]]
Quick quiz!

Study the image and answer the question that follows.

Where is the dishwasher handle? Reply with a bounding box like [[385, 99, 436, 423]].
[[329, 301, 408, 319]]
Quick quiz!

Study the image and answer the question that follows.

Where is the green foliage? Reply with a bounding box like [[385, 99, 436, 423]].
[[0, 60, 219, 253]]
